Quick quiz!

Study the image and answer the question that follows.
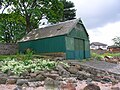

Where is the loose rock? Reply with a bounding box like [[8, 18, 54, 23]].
[[83, 84, 101, 90], [68, 66, 78, 74], [45, 73, 59, 80], [111, 87, 120, 90], [30, 73, 37, 77], [6, 78, 17, 84], [44, 77, 60, 90], [60, 79, 76, 90], [16, 79, 28, 86], [77, 71, 91, 80], [0, 77, 7, 84], [36, 74, 45, 81], [28, 81, 43, 87], [56, 65, 70, 78]]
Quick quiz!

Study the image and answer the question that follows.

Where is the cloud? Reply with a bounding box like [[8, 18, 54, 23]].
[[70, 0, 120, 29], [88, 21, 120, 45]]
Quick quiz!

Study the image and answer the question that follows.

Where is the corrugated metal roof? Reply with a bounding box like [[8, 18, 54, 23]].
[[19, 18, 81, 42]]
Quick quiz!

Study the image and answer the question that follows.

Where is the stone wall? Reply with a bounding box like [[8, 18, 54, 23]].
[[0, 43, 18, 55]]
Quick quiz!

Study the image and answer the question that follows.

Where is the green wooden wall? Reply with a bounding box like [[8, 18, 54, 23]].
[[65, 23, 90, 60], [65, 37, 90, 60], [68, 23, 88, 40], [19, 35, 66, 53]]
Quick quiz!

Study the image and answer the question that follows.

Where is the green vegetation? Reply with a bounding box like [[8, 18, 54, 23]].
[[0, 51, 69, 76], [60, 0, 76, 21], [1, 0, 63, 33], [0, 58, 56, 75], [0, 48, 34, 61], [91, 52, 104, 60], [112, 36, 120, 46], [0, 13, 25, 43], [91, 52, 120, 60]]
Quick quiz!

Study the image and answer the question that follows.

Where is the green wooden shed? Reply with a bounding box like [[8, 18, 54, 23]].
[[18, 18, 90, 60]]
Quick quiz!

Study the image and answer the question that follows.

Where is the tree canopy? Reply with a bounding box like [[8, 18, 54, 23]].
[[112, 36, 120, 46], [0, 0, 2, 9], [61, 0, 76, 21], [0, 13, 26, 43], [1, 0, 63, 33]]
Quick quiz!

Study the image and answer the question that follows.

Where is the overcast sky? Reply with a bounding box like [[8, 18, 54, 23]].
[[69, 0, 120, 45]]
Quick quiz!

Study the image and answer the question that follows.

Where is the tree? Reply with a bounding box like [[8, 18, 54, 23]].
[[0, 13, 26, 43], [0, 0, 2, 9], [2, 0, 63, 33], [112, 36, 120, 46], [61, 0, 76, 21]]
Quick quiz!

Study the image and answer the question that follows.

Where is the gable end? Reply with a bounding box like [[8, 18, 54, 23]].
[[67, 20, 89, 40]]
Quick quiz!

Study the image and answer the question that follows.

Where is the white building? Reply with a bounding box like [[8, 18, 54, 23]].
[[90, 42, 108, 50]]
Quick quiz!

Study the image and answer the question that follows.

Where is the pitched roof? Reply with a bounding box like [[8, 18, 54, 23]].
[[19, 18, 85, 42], [108, 45, 120, 48], [91, 42, 107, 46]]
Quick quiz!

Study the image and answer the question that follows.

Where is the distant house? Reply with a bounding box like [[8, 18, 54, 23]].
[[18, 18, 90, 60], [108, 45, 120, 52], [90, 42, 107, 50]]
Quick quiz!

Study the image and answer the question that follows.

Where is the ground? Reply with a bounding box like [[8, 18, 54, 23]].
[[1, 58, 120, 90], [0, 81, 120, 90]]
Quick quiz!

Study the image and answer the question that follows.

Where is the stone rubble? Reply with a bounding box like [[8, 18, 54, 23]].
[[0, 61, 120, 90]]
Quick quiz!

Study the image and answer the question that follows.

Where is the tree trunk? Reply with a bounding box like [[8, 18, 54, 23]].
[[25, 15, 31, 33]]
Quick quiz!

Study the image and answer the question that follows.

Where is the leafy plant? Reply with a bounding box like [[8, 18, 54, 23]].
[[24, 48, 34, 60], [0, 58, 57, 75]]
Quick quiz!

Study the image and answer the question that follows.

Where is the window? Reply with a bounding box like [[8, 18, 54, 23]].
[[102, 46, 106, 48], [91, 45, 95, 48]]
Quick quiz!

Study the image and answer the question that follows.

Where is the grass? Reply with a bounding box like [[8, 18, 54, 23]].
[[0, 55, 16, 60], [0, 54, 51, 61], [91, 52, 120, 60]]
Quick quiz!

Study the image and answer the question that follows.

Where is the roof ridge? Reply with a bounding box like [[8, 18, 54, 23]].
[[37, 18, 80, 30], [91, 42, 107, 46]]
